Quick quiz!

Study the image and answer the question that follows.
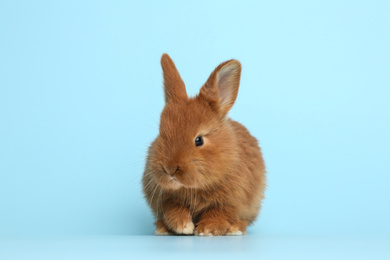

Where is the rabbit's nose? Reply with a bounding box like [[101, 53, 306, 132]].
[[161, 165, 180, 175]]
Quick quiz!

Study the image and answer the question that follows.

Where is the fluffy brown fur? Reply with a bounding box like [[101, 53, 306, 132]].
[[142, 54, 266, 236]]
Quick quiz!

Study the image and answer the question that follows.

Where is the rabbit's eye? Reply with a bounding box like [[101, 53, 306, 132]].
[[195, 136, 204, 147]]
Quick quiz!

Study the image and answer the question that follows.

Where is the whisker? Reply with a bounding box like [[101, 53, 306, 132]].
[[190, 188, 193, 215], [193, 189, 197, 216], [185, 189, 188, 207], [158, 188, 163, 216], [143, 178, 155, 190], [149, 184, 159, 205]]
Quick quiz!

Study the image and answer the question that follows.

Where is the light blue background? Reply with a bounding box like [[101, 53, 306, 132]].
[[1, 1, 389, 256]]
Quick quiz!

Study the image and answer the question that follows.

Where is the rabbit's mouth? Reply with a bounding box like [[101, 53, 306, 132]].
[[169, 176, 183, 187], [169, 176, 178, 182], [159, 175, 183, 190]]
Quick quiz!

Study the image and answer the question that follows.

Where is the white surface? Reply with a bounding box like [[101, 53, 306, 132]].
[[1, 235, 389, 260]]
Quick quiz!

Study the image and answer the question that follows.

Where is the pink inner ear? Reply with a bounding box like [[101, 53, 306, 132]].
[[217, 64, 239, 107]]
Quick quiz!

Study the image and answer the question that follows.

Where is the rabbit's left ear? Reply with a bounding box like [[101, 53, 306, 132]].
[[200, 59, 241, 115], [161, 53, 188, 104]]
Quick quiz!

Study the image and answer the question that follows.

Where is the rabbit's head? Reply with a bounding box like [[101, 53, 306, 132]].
[[146, 54, 242, 191]]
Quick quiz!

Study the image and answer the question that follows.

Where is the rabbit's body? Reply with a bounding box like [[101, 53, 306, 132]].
[[142, 54, 266, 236]]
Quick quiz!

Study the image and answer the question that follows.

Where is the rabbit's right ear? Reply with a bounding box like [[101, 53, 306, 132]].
[[161, 54, 188, 104], [199, 59, 241, 116]]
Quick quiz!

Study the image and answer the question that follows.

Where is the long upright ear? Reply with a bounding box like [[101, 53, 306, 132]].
[[199, 59, 241, 115], [161, 54, 188, 104]]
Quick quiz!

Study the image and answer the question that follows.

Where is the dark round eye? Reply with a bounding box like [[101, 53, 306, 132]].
[[195, 136, 204, 147]]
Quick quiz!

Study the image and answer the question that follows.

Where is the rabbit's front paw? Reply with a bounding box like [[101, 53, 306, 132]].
[[195, 219, 230, 236], [175, 219, 195, 235], [163, 207, 195, 235]]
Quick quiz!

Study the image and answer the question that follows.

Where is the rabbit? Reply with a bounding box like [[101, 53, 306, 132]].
[[142, 54, 266, 236]]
